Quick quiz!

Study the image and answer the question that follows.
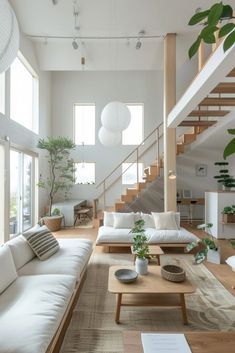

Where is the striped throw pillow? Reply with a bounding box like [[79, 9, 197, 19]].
[[23, 225, 60, 260]]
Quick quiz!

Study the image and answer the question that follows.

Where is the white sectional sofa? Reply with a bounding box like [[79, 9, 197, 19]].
[[0, 235, 93, 353], [96, 211, 198, 249]]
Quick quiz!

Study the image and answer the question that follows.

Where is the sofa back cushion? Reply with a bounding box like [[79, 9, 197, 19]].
[[7, 235, 35, 270], [140, 212, 155, 228], [103, 211, 114, 227], [0, 246, 18, 293], [152, 211, 178, 230], [23, 225, 60, 261], [113, 212, 135, 229]]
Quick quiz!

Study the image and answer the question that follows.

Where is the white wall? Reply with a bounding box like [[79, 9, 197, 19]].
[[51, 70, 163, 206]]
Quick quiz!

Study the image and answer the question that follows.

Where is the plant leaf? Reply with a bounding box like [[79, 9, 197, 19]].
[[219, 23, 235, 38], [208, 2, 224, 26], [221, 4, 233, 19], [228, 129, 235, 135], [188, 36, 201, 58], [223, 138, 235, 159], [188, 10, 210, 25], [223, 30, 235, 51], [201, 26, 218, 43]]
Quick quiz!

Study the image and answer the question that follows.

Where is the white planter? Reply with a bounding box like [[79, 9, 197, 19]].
[[135, 257, 148, 275], [207, 248, 220, 264]]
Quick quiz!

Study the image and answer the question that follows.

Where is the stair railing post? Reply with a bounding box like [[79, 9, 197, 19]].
[[103, 180, 106, 210], [136, 148, 139, 183]]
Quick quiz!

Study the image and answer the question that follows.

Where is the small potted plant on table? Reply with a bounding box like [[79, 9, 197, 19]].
[[130, 220, 150, 275], [222, 205, 235, 223]]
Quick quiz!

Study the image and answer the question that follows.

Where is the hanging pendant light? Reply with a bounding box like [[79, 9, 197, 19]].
[[101, 102, 131, 133], [98, 126, 121, 147]]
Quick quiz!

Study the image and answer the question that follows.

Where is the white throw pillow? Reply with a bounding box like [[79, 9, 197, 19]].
[[7, 235, 35, 270], [103, 211, 114, 227], [113, 212, 135, 229], [175, 212, 180, 230], [141, 212, 155, 228], [226, 256, 235, 269], [0, 246, 18, 294], [152, 211, 178, 230]]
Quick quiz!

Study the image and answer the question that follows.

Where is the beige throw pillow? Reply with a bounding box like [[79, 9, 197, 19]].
[[113, 212, 135, 229], [151, 211, 178, 230]]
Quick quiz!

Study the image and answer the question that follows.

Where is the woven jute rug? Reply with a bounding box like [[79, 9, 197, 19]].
[[60, 252, 235, 353]]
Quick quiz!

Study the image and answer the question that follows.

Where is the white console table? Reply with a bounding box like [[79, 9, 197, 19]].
[[52, 199, 86, 227], [205, 191, 235, 239]]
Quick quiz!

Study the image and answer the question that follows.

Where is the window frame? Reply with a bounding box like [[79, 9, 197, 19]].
[[73, 103, 96, 146], [74, 162, 96, 185], [122, 103, 144, 146]]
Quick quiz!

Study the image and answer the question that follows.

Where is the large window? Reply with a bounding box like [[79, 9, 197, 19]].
[[75, 162, 95, 184], [74, 104, 95, 145], [10, 56, 39, 132], [0, 143, 5, 244], [122, 104, 143, 145], [10, 150, 35, 237], [0, 72, 5, 115], [122, 163, 144, 185]]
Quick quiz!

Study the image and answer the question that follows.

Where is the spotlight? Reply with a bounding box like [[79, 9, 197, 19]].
[[72, 39, 78, 50], [136, 39, 142, 50], [168, 170, 177, 180]]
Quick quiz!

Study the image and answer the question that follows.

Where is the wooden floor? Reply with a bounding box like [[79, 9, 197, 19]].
[[54, 222, 235, 296]]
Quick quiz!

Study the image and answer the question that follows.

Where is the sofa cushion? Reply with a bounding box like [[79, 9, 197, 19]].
[[103, 211, 114, 227], [113, 212, 135, 229], [18, 238, 93, 280], [225, 255, 235, 269], [7, 235, 35, 270], [0, 246, 18, 294], [0, 274, 75, 353], [152, 211, 178, 230], [141, 212, 155, 228], [23, 225, 60, 260], [96, 226, 198, 244]]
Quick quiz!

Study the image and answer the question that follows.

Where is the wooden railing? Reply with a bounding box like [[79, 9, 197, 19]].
[[96, 122, 164, 209]]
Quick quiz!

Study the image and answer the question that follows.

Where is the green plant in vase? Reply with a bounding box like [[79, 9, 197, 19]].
[[214, 161, 235, 190], [130, 220, 150, 275]]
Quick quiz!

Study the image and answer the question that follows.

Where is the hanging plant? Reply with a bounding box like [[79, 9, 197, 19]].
[[188, 2, 235, 59]]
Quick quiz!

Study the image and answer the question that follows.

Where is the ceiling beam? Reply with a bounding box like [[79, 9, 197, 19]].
[[211, 82, 235, 94], [188, 109, 229, 117], [179, 120, 217, 127]]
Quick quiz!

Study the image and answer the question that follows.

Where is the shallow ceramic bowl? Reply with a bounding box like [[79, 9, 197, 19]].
[[114, 269, 138, 283]]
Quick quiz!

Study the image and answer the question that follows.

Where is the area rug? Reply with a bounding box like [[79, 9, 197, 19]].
[[60, 252, 235, 353]]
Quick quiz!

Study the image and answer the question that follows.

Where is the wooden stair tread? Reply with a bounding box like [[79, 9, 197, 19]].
[[188, 110, 229, 117], [179, 120, 217, 127], [227, 68, 235, 77], [200, 97, 235, 106], [211, 82, 235, 94]]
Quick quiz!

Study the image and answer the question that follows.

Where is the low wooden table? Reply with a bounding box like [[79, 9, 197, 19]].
[[108, 265, 195, 325], [123, 331, 235, 353], [131, 245, 164, 265]]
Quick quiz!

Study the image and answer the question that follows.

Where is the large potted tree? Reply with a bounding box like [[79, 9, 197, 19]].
[[37, 136, 76, 231]]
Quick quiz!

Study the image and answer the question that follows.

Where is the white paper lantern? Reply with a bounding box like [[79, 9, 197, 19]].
[[101, 101, 131, 133], [98, 126, 121, 147], [0, 0, 20, 73]]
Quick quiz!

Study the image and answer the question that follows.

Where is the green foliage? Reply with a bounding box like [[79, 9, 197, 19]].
[[223, 129, 235, 159], [188, 2, 235, 59], [51, 208, 61, 216], [222, 205, 235, 214], [214, 161, 235, 187], [214, 161, 229, 165], [130, 220, 150, 259], [37, 137, 76, 215]]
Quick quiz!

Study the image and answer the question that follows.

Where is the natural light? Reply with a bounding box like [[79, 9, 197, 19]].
[[122, 163, 144, 184], [75, 162, 95, 184], [0, 72, 5, 115], [122, 104, 143, 145], [74, 104, 95, 145]]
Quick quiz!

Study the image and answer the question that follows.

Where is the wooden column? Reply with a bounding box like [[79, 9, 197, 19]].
[[164, 33, 177, 212]]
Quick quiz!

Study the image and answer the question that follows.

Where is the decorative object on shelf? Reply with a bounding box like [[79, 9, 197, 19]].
[[101, 102, 131, 133], [0, 0, 20, 73], [37, 137, 76, 231], [114, 269, 138, 283], [224, 129, 235, 160], [214, 161, 235, 190], [222, 205, 235, 223], [161, 265, 186, 282], [188, 2, 235, 59], [195, 164, 207, 177], [98, 126, 121, 147], [130, 219, 149, 275], [186, 223, 220, 264]]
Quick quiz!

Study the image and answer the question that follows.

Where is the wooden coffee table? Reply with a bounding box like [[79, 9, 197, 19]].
[[131, 245, 164, 265], [108, 265, 195, 325], [123, 331, 235, 353]]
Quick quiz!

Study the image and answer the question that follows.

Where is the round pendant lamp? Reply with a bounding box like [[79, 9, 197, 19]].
[[0, 0, 20, 73], [98, 126, 121, 147], [101, 101, 131, 133]]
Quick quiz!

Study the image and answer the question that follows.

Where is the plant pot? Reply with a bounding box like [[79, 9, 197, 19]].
[[222, 185, 231, 191], [43, 215, 63, 231], [207, 248, 220, 264], [135, 257, 148, 275], [222, 214, 235, 223]]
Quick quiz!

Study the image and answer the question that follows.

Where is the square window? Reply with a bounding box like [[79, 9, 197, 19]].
[[75, 162, 95, 184], [122, 163, 144, 185], [122, 104, 143, 145], [74, 104, 95, 145]]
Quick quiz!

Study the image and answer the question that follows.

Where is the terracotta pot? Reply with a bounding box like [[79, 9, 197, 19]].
[[43, 215, 63, 231], [222, 214, 235, 224]]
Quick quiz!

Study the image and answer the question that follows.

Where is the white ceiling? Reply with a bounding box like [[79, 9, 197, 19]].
[[10, 0, 235, 71]]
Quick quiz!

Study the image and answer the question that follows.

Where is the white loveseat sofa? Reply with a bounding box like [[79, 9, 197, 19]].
[[96, 211, 198, 249], [0, 235, 93, 353]]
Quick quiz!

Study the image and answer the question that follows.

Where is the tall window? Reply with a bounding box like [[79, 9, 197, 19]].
[[10, 56, 39, 132], [10, 149, 35, 237], [0, 72, 5, 115], [122, 104, 143, 145], [74, 104, 95, 145], [75, 162, 95, 184], [122, 163, 144, 185], [0, 143, 5, 244]]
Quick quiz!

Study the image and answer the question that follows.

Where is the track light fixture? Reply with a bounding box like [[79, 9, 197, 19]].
[[52, 0, 59, 5], [72, 38, 78, 49], [136, 39, 142, 50], [136, 30, 145, 50]]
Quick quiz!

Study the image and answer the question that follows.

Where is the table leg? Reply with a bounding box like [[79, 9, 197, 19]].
[[133, 254, 136, 265], [157, 254, 161, 265], [115, 293, 122, 324], [180, 293, 188, 325]]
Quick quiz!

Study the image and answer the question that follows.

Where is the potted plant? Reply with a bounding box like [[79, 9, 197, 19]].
[[37, 136, 76, 231], [213, 161, 235, 190], [130, 220, 150, 275], [186, 223, 220, 264], [222, 205, 235, 223]]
